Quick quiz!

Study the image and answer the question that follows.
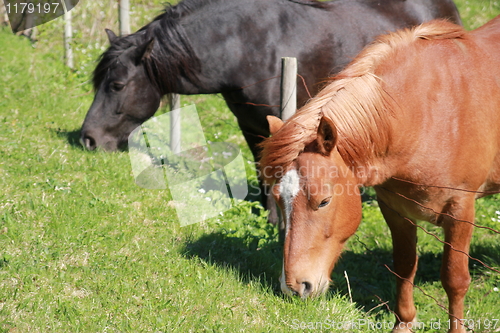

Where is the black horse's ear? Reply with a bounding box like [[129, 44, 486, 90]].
[[316, 116, 337, 155], [135, 39, 155, 62], [105, 29, 118, 44]]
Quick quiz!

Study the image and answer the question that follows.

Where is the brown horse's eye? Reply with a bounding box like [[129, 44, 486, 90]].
[[318, 197, 331, 209], [111, 82, 125, 92]]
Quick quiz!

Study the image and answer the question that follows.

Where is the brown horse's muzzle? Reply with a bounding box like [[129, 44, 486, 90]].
[[280, 261, 331, 298]]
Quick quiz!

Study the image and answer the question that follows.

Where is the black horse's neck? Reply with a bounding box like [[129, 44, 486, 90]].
[[139, 2, 203, 95]]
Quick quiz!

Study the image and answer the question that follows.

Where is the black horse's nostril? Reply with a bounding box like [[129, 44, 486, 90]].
[[82, 135, 96, 151]]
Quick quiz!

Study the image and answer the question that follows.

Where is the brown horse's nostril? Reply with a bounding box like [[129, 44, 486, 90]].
[[289, 280, 314, 298], [301, 281, 313, 297]]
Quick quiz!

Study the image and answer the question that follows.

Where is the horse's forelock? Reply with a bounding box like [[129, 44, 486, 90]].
[[92, 35, 139, 91]]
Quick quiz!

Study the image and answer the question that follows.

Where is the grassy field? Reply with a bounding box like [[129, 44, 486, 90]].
[[1, 1, 500, 332]]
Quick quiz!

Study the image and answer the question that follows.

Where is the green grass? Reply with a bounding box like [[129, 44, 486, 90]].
[[1, 1, 500, 332], [0, 25, 364, 333]]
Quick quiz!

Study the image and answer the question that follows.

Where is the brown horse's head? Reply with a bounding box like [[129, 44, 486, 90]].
[[266, 116, 362, 297]]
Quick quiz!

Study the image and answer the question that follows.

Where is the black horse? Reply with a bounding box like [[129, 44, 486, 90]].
[[80, 0, 461, 208]]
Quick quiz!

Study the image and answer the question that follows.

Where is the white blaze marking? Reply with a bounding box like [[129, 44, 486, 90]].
[[279, 168, 300, 237], [279, 168, 300, 294]]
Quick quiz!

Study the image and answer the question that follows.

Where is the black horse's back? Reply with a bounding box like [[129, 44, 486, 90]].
[[369, 0, 462, 26]]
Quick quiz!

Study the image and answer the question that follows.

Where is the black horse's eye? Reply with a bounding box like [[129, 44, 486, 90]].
[[318, 197, 331, 209], [110, 82, 125, 92]]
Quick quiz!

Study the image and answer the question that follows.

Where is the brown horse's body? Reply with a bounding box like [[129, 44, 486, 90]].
[[261, 16, 500, 333]]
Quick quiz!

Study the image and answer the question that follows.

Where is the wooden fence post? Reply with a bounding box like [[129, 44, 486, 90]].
[[62, 0, 73, 69], [0, 2, 8, 27], [169, 94, 181, 154], [2, 5, 6, 25], [274, 57, 298, 239], [280, 57, 297, 121], [119, 0, 130, 35], [64, 10, 73, 69]]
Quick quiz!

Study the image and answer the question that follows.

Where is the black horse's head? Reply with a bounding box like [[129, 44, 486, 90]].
[[81, 3, 201, 151], [80, 30, 161, 151]]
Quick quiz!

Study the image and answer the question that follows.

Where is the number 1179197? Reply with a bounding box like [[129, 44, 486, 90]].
[[5, 2, 60, 14]]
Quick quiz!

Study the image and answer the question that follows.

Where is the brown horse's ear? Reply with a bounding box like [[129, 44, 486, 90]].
[[267, 115, 284, 135], [105, 29, 118, 44], [316, 116, 337, 155]]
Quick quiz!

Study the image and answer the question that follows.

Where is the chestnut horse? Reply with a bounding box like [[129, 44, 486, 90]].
[[260, 16, 500, 333]]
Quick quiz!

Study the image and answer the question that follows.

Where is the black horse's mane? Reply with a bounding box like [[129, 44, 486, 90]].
[[92, 0, 200, 93], [92, 0, 330, 92]]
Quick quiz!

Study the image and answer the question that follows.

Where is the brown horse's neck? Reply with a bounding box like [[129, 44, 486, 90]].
[[342, 158, 393, 187]]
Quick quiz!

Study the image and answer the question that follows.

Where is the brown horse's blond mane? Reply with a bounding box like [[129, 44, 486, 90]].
[[259, 20, 465, 182]]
